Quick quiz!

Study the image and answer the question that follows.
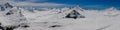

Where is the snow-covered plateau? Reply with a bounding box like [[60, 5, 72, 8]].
[[0, 3, 120, 30]]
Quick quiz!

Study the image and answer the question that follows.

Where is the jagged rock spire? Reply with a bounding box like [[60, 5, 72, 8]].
[[0, 3, 13, 11], [4, 7, 27, 26], [0, 5, 5, 11], [4, 3, 13, 8], [5, 7, 24, 16]]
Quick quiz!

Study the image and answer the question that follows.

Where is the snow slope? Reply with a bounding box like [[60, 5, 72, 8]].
[[0, 3, 120, 30], [15, 7, 120, 30]]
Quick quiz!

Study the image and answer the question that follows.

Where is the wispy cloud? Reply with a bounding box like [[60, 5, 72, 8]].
[[0, 0, 67, 7], [14, 0, 48, 3], [13, 2, 65, 6], [81, 5, 108, 10], [83, 5, 103, 8], [25, 0, 47, 2]]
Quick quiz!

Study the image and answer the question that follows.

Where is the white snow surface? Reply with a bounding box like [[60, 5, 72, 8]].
[[0, 6, 120, 30]]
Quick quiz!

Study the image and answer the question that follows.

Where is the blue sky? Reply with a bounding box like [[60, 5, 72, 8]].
[[54, 0, 120, 10], [1, 0, 120, 10]]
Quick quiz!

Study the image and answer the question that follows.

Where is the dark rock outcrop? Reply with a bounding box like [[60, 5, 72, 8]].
[[65, 10, 85, 19]]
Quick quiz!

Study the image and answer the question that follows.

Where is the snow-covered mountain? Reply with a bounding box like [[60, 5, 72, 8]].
[[0, 3, 13, 11], [0, 3, 28, 29], [0, 3, 120, 30], [103, 7, 120, 17], [0, 7, 27, 26]]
